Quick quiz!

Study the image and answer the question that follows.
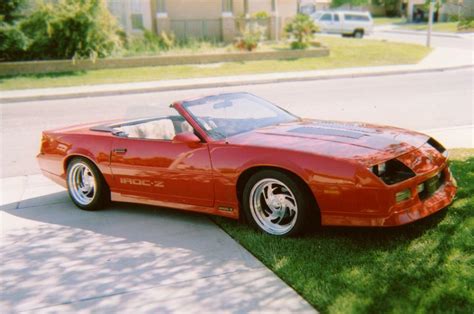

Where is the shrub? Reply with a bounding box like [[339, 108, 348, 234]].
[[284, 14, 318, 49], [448, 15, 459, 22], [0, 23, 28, 60], [0, 0, 28, 60], [22, 0, 122, 61], [1, 0, 122, 61], [458, 17, 474, 31], [127, 29, 175, 54], [234, 27, 263, 51], [253, 11, 269, 20], [160, 31, 175, 50]]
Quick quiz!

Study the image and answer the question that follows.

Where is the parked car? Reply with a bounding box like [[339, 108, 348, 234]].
[[312, 10, 374, 38], [37, 92, 456, 237]]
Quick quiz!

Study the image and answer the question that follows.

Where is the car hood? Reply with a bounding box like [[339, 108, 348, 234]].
[[229, 119, 430, 166]]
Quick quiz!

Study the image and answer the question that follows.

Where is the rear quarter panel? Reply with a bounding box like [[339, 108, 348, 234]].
[[38, 131, 114, 186]]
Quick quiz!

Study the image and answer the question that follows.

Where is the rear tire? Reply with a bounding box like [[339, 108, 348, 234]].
[[353, 30, 364, 38], [242, 170, 312, 237], [66, 157, 110, 211]]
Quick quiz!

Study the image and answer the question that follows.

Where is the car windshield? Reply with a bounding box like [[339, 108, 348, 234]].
[[312, 12, 323, 20], [182, 93, 299, 140]]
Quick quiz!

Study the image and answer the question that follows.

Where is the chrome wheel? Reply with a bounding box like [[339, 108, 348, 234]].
[[68, 162, 96, 206], [249, 178, 298, 235]]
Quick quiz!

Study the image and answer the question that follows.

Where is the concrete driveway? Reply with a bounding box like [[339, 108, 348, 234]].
[[0, 175, 315, 313]]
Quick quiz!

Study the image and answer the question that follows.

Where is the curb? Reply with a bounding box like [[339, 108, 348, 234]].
[[1, 64, 472, 104], [381, 29, 467, 39]]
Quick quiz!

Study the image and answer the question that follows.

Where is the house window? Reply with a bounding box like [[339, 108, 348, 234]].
[[271, 0, 276, 12], [131, 0, 144, 30], [131, 14, 144, 29], [156, 0, 166, 13], [244, 0, 249, 15], [222, 0, 233, 12]]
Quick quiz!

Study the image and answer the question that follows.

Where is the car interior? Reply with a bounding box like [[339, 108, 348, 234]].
[[113, 116, 194, 140]]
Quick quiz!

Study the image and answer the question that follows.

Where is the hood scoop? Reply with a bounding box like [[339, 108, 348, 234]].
[[312, 121, 379, 134], [288, 126, 366, 139]]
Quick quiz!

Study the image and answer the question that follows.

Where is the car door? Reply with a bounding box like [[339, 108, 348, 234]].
[[317, 13, 333, 33], [332, 13, 342, 33], [109, 119, 214, 208], [342, 13, 357, 34]]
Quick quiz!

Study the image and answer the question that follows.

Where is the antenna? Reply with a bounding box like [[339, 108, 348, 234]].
[[224, 100, 229, 144]]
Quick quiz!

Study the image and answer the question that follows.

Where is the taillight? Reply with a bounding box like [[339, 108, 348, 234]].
[[40, 133, 49, 154]]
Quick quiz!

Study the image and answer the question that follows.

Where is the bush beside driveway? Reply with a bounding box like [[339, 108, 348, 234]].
[[215, 149, 474, 313]]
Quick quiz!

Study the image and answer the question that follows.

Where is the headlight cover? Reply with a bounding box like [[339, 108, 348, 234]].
[[427, 137, 448, 157], [369, 159, 415, 185]]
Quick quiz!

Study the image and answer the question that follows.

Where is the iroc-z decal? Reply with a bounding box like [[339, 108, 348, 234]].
[[120, 177, 164, 188]]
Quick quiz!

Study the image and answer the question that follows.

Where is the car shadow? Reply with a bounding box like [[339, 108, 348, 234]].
[[2, 191, 310, 313], [310, 208, 448, 240]]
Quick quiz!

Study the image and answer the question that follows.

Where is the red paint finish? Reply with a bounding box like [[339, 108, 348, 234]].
[[37, 94, 456, 227]]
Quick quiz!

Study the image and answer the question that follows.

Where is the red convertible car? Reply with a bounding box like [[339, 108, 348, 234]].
[[37, 92, 456, 236]]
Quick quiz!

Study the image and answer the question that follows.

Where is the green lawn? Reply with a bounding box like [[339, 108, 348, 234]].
[[373, 17, 406, 26], [0, 37, 431, 91], [398, 22, 462, 33], [215, 149, 474, 313]]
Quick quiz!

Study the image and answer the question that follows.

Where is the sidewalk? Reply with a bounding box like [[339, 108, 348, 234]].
[[0, 174, 315, 313], [1, 47, 472, 103], [421, 125, 473, 149]]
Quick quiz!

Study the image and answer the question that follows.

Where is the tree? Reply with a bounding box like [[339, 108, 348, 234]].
[[21, 0, 122, 60], [0, 0, 28, 61], [0, 0, 27, 24], [374, 0, 401, 17], [1, 0, 123, 61], [331, 0, 369, 9], [424, 0, 447, 22]]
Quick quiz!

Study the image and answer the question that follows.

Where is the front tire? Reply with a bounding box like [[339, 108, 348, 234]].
[[243, 170, 311, 237], [66, 157, 110, 211]]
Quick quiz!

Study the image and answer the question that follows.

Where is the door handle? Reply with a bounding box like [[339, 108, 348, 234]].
[[113, 148, 127, 154]]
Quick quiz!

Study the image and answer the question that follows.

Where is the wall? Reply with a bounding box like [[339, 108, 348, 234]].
[[440, 0, 474, 19], [0, 47, 329, 76], [167, 0, 222, 19], [249, 1, 272, 14], [107, 0, 153, 34], [105, 0, 298, 41], [278, 0, 298, 25]]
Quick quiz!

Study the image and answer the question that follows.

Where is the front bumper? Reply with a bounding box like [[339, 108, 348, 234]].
[[321, 166, 457, 227], [381, 176, 456, 226]]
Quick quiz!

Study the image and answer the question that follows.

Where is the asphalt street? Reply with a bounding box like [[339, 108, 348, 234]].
[[1, 68, 472, 178]]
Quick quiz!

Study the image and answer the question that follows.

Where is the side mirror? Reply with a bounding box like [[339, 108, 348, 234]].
[[172, 132, 202, 147]]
